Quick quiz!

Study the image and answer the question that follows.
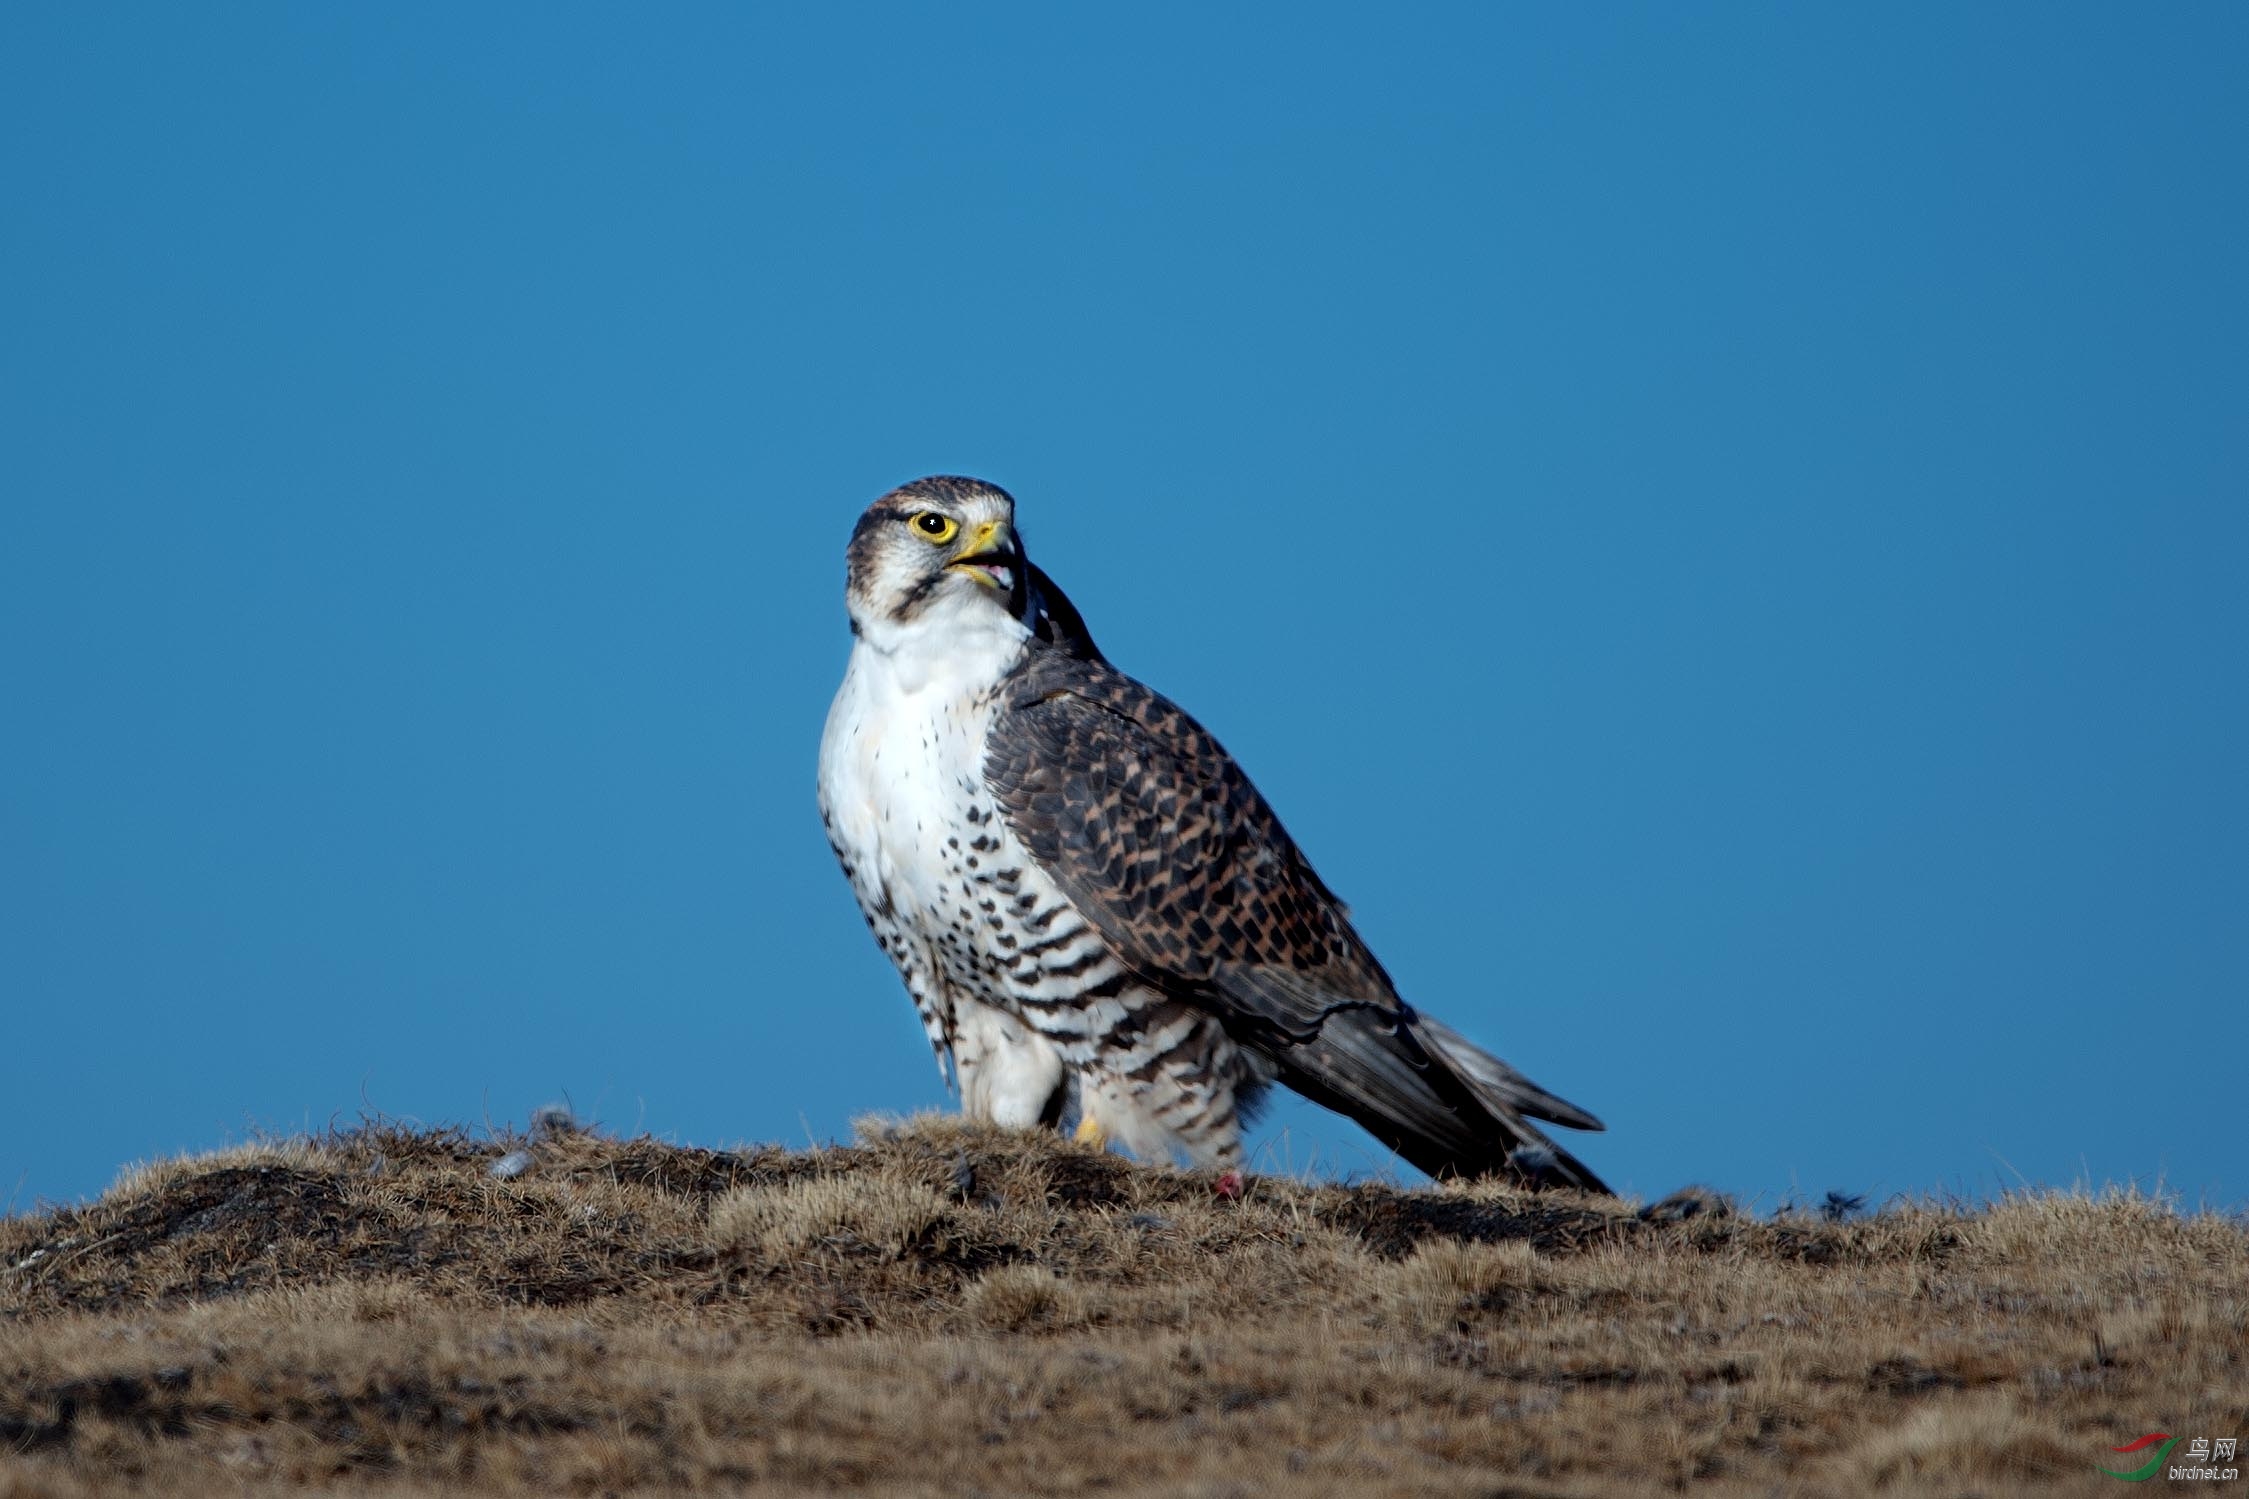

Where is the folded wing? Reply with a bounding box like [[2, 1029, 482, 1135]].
[[985, 648, 1609, 1192]]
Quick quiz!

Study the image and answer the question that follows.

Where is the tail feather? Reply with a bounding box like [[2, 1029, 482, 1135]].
[[1414, 1015, 1605, 1132], [1265, 1003, 1612, 1194]]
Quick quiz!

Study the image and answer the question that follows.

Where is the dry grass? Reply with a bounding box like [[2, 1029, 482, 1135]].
[[1, 1117, 2242, 1497]]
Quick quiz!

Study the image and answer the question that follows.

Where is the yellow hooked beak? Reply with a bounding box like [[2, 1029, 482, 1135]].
[[947, 520, 1019, 591]]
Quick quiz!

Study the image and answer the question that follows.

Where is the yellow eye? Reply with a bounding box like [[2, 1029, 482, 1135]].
[[911, 512, 959, 544]]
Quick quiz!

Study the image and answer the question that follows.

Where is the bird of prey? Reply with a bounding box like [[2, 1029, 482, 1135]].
[[817, 476, 1610, 1192]]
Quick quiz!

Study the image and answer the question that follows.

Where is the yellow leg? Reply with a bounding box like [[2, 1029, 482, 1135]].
[[1073, 1115, 1106, 1148]]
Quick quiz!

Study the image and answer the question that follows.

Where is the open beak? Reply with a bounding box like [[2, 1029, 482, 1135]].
[[948, 521, 1020, 593]]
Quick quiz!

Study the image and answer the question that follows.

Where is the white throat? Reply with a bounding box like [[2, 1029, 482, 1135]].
[[848, 587, 1032, 696], [819, 583, 1035, 948]]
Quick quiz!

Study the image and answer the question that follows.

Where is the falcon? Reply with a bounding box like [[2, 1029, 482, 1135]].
[[817, 476, 1610, 1192]]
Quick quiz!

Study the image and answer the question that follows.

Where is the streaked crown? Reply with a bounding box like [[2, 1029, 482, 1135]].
[[844, 475, 1026, 631]]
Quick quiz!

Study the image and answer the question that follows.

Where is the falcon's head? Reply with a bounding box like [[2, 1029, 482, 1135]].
[[844, 475, 1028, 633], [843, 475, 1110, 663]]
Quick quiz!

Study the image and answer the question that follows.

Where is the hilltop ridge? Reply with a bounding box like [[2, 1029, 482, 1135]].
[[2, 1117, 2242, 1497]]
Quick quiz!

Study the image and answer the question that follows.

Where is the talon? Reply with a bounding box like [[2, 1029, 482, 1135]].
[[1073, 1116, 1106, 1148]]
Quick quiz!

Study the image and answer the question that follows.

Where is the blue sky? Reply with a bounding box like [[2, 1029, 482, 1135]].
[[4, 6, 2243, 1212]]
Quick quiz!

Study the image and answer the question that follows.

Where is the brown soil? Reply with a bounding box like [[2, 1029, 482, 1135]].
[[1, 1117, 2242, 1497]]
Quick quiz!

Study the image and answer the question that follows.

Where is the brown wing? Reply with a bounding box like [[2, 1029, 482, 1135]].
[[1023, 560, 1107, 664], [985, 645, 1609, 1191]]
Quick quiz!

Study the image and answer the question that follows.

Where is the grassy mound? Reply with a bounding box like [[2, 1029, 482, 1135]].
[[1, 1118, 2241, 1497]]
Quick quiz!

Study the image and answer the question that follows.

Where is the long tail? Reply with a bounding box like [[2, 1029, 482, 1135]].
[[1271, 1006, 1611, 1194]]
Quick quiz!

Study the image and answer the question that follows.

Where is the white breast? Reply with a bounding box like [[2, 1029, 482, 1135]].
[[817, 598, 1032, 939], [818, 592, 1259, 1165]]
